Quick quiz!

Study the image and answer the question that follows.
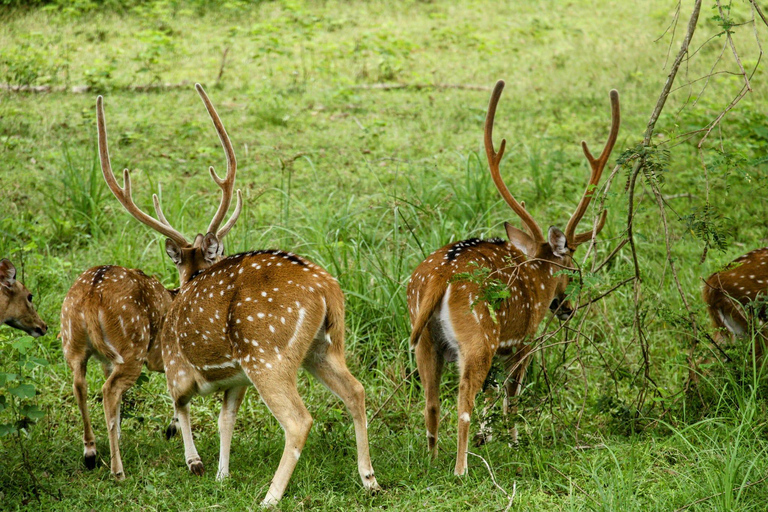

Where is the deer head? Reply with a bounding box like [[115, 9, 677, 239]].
[[0, 259, 47, 337]]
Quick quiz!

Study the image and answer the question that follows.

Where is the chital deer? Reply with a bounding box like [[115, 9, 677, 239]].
[[98, 85, 379, 504], [407, 80, 619, 476], [60, 266, 175, 478], [0, 258, 47, 337], [58, 83, 241, 480], [703, 247, 768, 359]]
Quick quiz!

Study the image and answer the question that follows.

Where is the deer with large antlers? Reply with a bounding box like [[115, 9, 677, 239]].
[[1, 259, 47, 337], [407, 80, 619, 476], [60, 84, 241, 479], [703, 247, 768, 359], [96, 85, 379, 504]]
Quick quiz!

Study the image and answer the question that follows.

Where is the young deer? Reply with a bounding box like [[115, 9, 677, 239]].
[[60, 266, 175, 478], [703, 247, 768, 359], [407, 80, 619, 476], [0, 259, 47, 337], [98, 86, 379, 504], [59, 83, 241, 480]]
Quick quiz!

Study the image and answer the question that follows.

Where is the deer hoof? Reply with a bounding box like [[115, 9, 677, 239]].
[[165, 423, 178, 440], [84, 454, 97, 470], [189, 460, 205, 476]]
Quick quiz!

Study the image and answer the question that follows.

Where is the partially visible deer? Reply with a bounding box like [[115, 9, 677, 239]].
[[407, 80, 619, 476], [0, 258, 47, 337], [703, 247, 768, 359], [98, 85, 379, 504], [60, 266, 175, 478], [59, 83, 241, 480]]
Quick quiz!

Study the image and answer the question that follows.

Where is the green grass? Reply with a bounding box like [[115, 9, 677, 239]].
[[1, 0, 768, 510]]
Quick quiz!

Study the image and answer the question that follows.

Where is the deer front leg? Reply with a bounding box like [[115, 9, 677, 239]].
[[503, 349, 533, 444], [216, 386, 246, 481]]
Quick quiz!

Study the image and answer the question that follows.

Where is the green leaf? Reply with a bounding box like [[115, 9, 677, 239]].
[[11, 336, 35, 354], [20, 404, 45, 421], [8, 383, 36, 399], [0, 372, 18, 386], [0, 423, 17, 437]]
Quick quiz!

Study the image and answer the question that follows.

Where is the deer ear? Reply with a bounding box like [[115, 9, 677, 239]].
[[0, 259, 16, 289], [547, 226, 569, 257], [165, 239, 183, 265], [202, 233, 221, 264], [505, 222, 535, 257]]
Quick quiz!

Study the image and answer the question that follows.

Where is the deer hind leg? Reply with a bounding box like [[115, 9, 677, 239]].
[[172, 398, 204, 476], [454, 343, 493, 477], [216, 385, 247, 481], [414, 328, 444, 459], [250, 375, 313, 506], [304, 347, 380, 493], [69, 356, 97, 470], [101, 362, 142, 480]]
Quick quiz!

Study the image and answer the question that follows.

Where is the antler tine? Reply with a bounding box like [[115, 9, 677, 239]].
[[96, 96, 189, 245], [195, 83, 238, 237], [564, 90, 620, 244], [484, 80, 544, 242], [217, 189, 242, 239]]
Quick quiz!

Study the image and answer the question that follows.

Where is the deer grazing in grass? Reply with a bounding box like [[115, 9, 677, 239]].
[[98, 85, 379, 504], [0, 258, 47, 337], [60, 83, 241, 479], [407, 80, 619, 476], [703, 247, 768, 359]]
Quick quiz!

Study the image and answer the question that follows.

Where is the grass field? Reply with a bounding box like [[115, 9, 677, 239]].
[[1, 0, 768, 510]]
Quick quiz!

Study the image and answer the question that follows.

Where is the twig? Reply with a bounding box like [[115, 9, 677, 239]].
[[348, 83, 492, 92], [370, 368, 417, 422], [467, 451, 516, 512], [547, 463, 597, 504], [216, 46, 230, 86]]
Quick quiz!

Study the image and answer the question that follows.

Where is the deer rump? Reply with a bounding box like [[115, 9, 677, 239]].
[[161, 250, 344, 398]]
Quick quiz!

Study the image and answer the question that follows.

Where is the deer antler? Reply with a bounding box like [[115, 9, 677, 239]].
[[97, 96, 189, 246], [195, 83, 241, 239], [564, 90, 620, 245], [484, 80, 545, 243]]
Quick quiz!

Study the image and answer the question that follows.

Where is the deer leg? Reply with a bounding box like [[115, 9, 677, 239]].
[[255, 379, 313, 506], [174, 399, 204, 476], [454, 346, 493, 477], [304, 349, 380, 493], [216, 386, 246, 481], [414, 329, 444, 459], [70, 357, 97, 470], [101, 362, 142, 480], [503, 350, 532, 444]]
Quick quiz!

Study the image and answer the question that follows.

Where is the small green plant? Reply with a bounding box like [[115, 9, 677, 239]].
[[451, 261, 510, 323], [0, 335, 48, 438]]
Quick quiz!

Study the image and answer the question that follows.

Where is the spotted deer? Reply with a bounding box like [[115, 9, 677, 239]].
[[407, 80, 619, 476], [98, 86, 379, 504], [703, 247, 768, 359], [0, 258, 47, 337], [58, 83, 241, 480], [60, 266, 175, 478]]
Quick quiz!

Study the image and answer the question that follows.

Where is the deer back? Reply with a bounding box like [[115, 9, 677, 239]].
[[161, 250, 343, 396], [61, 266, 175, 371]]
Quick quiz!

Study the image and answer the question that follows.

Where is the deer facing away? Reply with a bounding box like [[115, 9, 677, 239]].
[[407, 80, 619, 476], [0, 258, 47, 338], [97, 84, 379, 504], [59, 83, 240, 480], [703, 247, 768, 359]]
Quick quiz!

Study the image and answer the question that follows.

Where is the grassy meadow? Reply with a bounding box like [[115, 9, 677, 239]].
[[1, 0, 768, 509]]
